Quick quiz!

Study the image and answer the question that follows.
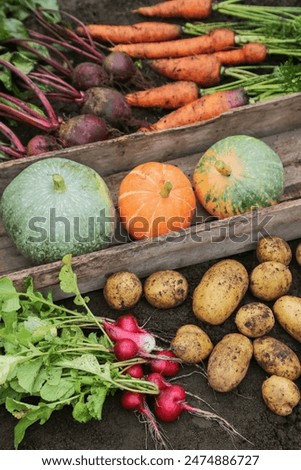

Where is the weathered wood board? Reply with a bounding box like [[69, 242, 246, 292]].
[[1, 94, 301, 299]]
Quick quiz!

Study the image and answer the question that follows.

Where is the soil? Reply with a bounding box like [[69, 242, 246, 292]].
[[1, 0, 301, 452]]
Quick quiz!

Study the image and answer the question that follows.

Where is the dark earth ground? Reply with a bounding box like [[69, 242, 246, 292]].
[[1, 0, 301, 452]]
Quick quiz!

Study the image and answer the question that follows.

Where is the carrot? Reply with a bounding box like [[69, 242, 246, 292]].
[[213, 43, 267, 65], [149, 54, 222, 87], [141, 89, 248, 132], [76, 22, 182, 44], [111, 28, 235, 59], [133, 0, 212, 19], [125, 81, 199, 109]]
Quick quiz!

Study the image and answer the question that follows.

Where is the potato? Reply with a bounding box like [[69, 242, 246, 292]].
[[143, 270, 188, 309], [207, 333, 253, 392], [253, 336, 301, 381], [235, 302, 275, 338], [296, 243, 301, 266], [273, 295, 301, 343], [249, 261, 292, 302], [103, 271, 142, 310], [262, 375, 300, 416], [171, 324, 213, 363], [192, 259, 249, 325], [256, 236, 292, 266]]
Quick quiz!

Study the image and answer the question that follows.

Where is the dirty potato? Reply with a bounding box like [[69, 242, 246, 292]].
[[103, 271, 142, 310], [262, 375, 300, 416], [256, 236, 292, 265], [249, 261, 292, 302], [143, 270, 189, 309], [171, 324, 213, 363], [253, 336, 301, 381], [296, 243, 301, 265], [207, 333, 253, 392], [273, 295, 301, 343], [192, 259, 249, 325], [235, 302, 275, 338]]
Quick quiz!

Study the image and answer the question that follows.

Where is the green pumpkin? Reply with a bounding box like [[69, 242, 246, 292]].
[[193, 135, 284, 219], [0, 158, 115, 263]]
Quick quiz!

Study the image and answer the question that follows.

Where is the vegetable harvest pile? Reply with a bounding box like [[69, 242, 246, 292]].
[[2, 0, 301, 159]]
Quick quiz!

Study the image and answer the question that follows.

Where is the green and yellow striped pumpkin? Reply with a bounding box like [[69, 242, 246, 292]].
[[193, 135, 284, 219]]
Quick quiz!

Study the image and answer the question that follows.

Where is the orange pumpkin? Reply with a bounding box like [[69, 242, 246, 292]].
[[118, 161, 196, 239]]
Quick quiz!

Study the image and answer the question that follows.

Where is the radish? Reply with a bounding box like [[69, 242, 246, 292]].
[[115, 313, 140, 332], [103, 320, 156, 354], [122, 364, 145, 378], [154, 384, 249, 443], [146, 372, 171, 390], [73, 62, 109, 90], [121, 390, 168, 449], [114, 338, 139, 360], [103, 51, 136, 83], [149, 350, 181, 376]]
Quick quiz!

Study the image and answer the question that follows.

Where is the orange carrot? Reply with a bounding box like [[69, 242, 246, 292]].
[[213, 43, 267, 65], [76, 22, 182, 44], [111, 28, 235, 59], [149, 54, 222, 86], [133, 0, 212, 19], [125, 81, 199, 109], [141, 89, 248, 132]]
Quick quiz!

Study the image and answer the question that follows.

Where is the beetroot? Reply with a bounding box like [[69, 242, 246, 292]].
[[103, 52, 136, 83], [27, 135, 61, 156], [58, 114, 107, 147], [149, 350, 181, 377], [73, 62, 109, 90], [81, 87, 132, 126]]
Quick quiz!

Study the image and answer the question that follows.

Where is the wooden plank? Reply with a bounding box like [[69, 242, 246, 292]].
[[4, 198, 301, 300], [1, 93, 301, 196]]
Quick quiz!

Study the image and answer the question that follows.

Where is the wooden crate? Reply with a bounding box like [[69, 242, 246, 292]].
[[1, 94, 301, 299]]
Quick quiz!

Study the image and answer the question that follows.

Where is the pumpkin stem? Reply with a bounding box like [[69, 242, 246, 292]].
[[52, 174, 67, 192], [214, 160, 232, 177], [160, 181, 173, 198]]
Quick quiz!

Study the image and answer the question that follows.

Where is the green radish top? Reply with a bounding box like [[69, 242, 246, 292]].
[[0, 157, 116, 263], [193, 135, 284, 219]]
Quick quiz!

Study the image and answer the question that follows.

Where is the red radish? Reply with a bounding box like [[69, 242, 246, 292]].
[[146, 372, 171, 390], [121, 390, 168, 449], [103, 52, 137, 83], [103, 321, 156, 354], [73, 62, 109, 90], [154, 384, 249, 442], [27, 134, 61, 156], [114, 338, 139, 360], [115, 314, 140, 332], [150, 350, 180, 376], [123, 364, 145, 378]]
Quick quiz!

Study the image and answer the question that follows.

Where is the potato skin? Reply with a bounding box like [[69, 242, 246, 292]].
[[143, 270, 189, 309], [207, 333, 253, 392], [103, 271, 142, 310], [273, 295, 301, 343], [295, 243, 301, 266], [249, 261, 292, 302], [235, 302, 275, 338], [192, 259, 249, 325], [256, 236, 292, 266], [262, 375, 300, 416], [171, 324, 213, 363], [253, 336, 301, 381]]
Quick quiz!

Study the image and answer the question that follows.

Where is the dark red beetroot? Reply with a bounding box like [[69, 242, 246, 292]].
[[27, 135, 61, 156], [58, 114, 107, 147], [103, 52, 136, 83], [73, 62, 109, 90], [81, 87, 132, 127], [149, 350, 181, 377]]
